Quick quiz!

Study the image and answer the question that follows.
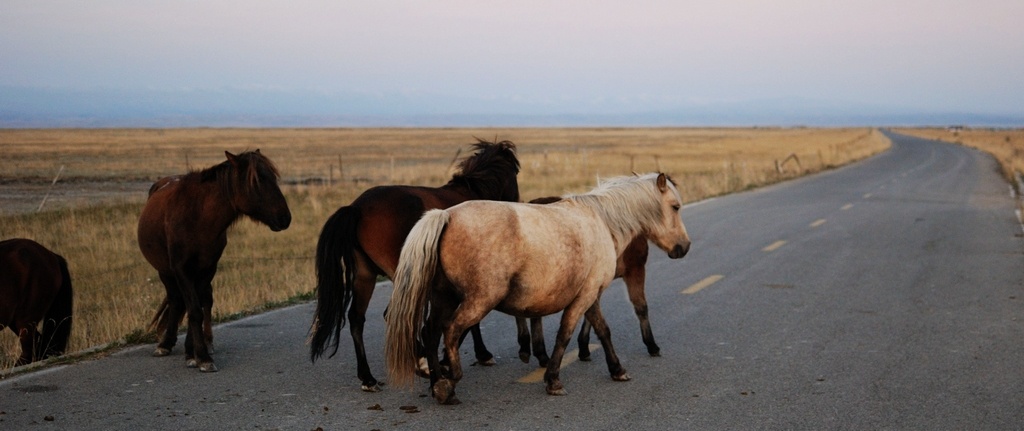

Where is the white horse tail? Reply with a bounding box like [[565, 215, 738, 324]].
[[385, 208, 450, 388]]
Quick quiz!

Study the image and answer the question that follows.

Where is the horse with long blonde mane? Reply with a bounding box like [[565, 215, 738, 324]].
[[385, 173, 690, 404]]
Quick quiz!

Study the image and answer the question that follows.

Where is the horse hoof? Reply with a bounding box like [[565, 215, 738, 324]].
[[578, 354, 592, 362], [612, 372, 631, 382], [432, 379, 459, 405], [475, 358, 496, 367], [186, 358, 198, 368], [199, 362, 219, 373], [415, 357, 431, 378], [546, 386, 568, 396], [519, 352, 531, 363], [153, 347, 171, 357]]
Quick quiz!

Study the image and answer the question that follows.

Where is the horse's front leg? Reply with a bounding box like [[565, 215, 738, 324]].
[[623, 261, 659, 356], [15, 326, 39, 366], [200, 286, 214, 354], [585, 301, 629, 381], [530, 317, 550, 367], [516, 317, 532, 363], [544, 304, 589, 396], [577, 318, 593, 361], [182, 269, 217, 372]]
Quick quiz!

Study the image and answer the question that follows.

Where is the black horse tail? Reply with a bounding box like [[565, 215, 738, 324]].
[[41, 255, 74, 359], [310, 205, 360, 362]]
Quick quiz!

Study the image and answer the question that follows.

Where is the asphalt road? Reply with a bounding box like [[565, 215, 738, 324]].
[[2, 132, 1022, 430]]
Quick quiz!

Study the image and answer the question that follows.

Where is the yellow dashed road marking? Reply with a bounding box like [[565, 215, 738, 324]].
[[682, 274, 724, 295], [762, 240, 787, 252], [841, 203, 854, 210], [517, 345, 599, 383], [810, 219, 826, 228]]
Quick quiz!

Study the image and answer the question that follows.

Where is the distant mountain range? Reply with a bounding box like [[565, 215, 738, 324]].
[[2, 85, 1020, 128]]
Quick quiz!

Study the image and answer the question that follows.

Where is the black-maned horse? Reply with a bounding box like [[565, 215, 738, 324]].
[[137, 150, 291, 372], [310, 139, 520, 392], [0, 238, 74, 366]]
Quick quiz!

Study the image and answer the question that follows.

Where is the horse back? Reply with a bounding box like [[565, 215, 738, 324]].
[[439, 201, 617, 315], [349, 185, 481, 277]]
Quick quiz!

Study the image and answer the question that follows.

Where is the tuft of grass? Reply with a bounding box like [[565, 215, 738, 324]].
[[0, 127, 890, 369]]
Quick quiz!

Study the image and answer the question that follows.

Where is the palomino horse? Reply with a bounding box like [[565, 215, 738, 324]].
[[0, 238, 74, 366], [386, 173, 690, 404], [515, 196, 655, 366], [309, 139, 520, 392], [137, 150, 291, 372]]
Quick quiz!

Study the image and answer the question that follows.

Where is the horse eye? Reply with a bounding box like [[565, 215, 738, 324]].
[[672, 204, 681, 212]]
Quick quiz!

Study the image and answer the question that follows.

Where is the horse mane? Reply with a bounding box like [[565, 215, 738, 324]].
[[198, 150, 281, 197], [445, 139, 520, 200], [563, 173, 677, 247]]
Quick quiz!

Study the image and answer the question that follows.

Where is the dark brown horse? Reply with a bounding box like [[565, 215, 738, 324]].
[[137, 150, 291, 372], [309, 139, 520, 392], [0, 238, 74, 366], [516, 195, 655, 367]]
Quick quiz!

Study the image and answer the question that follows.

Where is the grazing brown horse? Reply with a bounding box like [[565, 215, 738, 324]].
[[309, 139, 520, 392], [138, 150, 291, 372], [516, 197, 655, 366], [386, 173, 690, 404], [0, 238, 74, 366]]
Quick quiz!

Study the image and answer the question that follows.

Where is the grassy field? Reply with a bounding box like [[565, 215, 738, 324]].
[[894, 128, 1024, 193], [0, 127, 890, 370]]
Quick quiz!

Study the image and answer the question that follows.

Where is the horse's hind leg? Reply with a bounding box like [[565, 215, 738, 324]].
[[428, 291, 461, 405], [584, 302, 630, 382], [154, 274, 185, 357], [349, 269, 380, 391], [467, 324, 495, 366], [445, 324, 494, 367]]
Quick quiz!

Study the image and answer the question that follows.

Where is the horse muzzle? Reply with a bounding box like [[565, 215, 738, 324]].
[[269, 212, 292, 232], [668, 242, 690, 259]]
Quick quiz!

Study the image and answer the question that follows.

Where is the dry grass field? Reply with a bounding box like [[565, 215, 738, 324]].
[[0, 127, 890, 370], [894, 128, 1024, 194]]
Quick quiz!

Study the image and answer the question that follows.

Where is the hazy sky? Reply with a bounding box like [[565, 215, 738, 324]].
[[2, 0, 1023, 122]]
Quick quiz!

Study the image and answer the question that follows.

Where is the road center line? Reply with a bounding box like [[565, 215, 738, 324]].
[[841, 203, 854, 210], [517, 345, 598, 383], [762, 240, 787, 252], [863, 193, 872, 199], [810, 219, 827, 228], [682, 274, 724, 295]]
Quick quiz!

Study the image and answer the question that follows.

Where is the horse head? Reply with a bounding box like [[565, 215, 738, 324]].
[[450, 139, 521, 203], [647, 173, 690, 259], [225, 149, 292, 232]]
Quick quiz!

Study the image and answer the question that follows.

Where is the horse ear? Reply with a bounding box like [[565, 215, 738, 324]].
[[656, 173, 668, 192], [225, 151, 238, 165], [255, 149, 262, 154]]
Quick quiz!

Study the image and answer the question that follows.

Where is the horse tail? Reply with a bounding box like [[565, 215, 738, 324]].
[[309, 205, 360, 362], [385, 209, 449, 389], [41, 255, 73, 359]]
